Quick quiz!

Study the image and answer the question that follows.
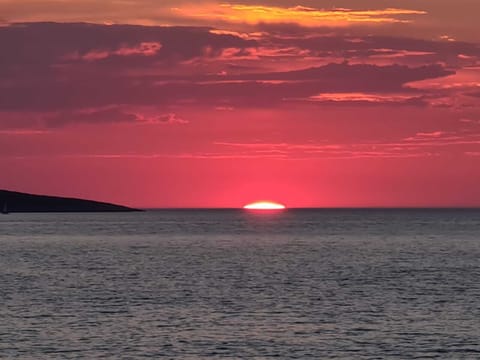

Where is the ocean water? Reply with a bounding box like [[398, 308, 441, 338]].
[[1, 209, 479, 359]]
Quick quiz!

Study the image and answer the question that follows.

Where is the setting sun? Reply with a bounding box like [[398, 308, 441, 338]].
[[243, 201, 286, 210]]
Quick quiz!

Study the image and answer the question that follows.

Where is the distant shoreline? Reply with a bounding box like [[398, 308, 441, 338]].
[[0, 189, 140, 213]]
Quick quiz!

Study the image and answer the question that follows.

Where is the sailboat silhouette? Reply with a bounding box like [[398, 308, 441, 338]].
[[2, 202, 8, 214]]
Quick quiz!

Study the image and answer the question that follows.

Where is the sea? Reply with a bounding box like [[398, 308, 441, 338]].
[[1, 209, 479, 359]]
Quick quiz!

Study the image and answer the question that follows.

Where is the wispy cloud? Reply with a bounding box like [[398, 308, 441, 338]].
[[309, 92, 422, 105], [0, 129, 50, 135], [173, 4, 427, 26], [141, 113, 189, 125], [67, 42, 163, 62], [214, 131, 480, 159]]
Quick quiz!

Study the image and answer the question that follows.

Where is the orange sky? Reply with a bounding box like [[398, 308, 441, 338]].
[[1, 1, 479, 207]]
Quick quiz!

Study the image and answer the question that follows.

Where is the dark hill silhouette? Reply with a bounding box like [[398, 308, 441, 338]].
[[0, 189, 140, 213]]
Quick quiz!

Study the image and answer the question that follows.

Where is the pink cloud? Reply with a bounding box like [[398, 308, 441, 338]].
[[309, 92, 421, 105], [406, 131, 447, 139], [139, 113, 189, 125], [79, 42, 162, 61], [0, 129, 50, 135]]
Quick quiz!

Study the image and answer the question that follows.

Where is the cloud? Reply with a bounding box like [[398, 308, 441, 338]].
[[0, 108, 189, 130], [1, 0, 479, 44], [406, 131, 447, 140], [308, 92, 424, 106], [460, 118, 480, 125], [214, 130, 480, 159], [173, 4, 427, 27], [228, 63, 453, 85], [140, 113, 189, 125], [0, 22, 256, 76], [71, 42, 163, 61], [42, 108, 139, 128], [465, 90, 480, 98], [212, 141, 438, 160], [0, 65, 453, 111], [246, 24, 480, 66], [0, 129, 50, 135], [0, 22, 472, 116]]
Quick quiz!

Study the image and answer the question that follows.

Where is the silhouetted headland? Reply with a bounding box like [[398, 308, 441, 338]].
[[0, 190, 140, 213]]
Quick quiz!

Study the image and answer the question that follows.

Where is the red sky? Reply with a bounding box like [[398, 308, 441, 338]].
[[1, 0, 480, 208]]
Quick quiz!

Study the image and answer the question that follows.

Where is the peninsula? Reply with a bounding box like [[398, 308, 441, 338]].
[[0, 189, 140, 213]]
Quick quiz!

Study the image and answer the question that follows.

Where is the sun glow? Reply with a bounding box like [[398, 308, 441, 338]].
[[243, 201, 286, 210]]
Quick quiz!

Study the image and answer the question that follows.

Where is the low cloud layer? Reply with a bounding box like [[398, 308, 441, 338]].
[[1, 21, 476, 123]]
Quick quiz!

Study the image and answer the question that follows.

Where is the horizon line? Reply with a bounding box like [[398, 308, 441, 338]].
[[141, 207, 480, 210]]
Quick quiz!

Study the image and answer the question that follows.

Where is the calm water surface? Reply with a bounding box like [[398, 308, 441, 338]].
[[1, 210, 479, 359]]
